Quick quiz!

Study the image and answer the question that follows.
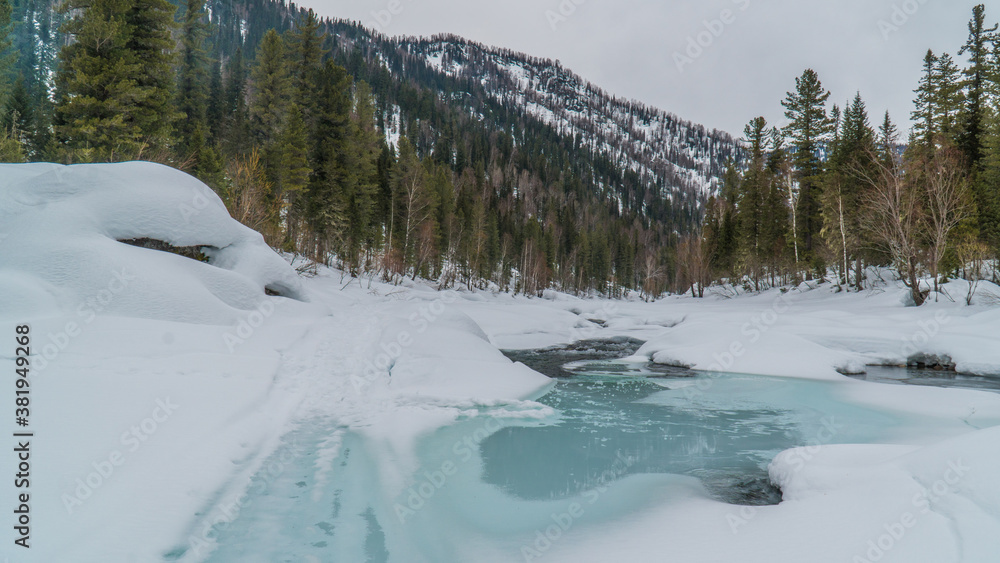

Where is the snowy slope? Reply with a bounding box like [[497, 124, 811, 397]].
[[400, 35, 742, 206]]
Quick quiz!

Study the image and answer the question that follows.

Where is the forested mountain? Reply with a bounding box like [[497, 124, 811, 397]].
[[3, 0, 741, 297], [8, 0, 995, 304]]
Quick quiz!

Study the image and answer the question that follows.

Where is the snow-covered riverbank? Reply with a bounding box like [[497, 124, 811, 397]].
[[3, 163, 999, 562]]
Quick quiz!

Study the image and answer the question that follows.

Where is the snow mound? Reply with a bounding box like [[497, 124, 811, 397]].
[[0, 162, 305, 323]]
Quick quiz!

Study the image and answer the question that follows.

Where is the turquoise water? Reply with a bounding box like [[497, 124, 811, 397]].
[[193, 340, 966, 563]]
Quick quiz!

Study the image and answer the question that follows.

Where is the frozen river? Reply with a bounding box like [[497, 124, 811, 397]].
[[199, 340, 1000, 562]]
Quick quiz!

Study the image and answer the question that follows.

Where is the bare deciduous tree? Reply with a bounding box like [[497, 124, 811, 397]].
[[857, 152, 927, 306], [676, 234, 711, 298], [921, 147, 973, 299], [225, 149, 282, 246]]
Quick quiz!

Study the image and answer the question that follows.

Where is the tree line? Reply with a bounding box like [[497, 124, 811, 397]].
[[686, 4, 1000, 306]]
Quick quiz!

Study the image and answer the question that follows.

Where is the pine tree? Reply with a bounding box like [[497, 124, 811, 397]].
[[341, 81, 380, 272], [911, 50, 938, 149], [762, 127, 790, 281], [300, 59, 351, 261], [287, 9, 324, 125], [823, 93, 874, 289], [55, 0, 176, 161], [935, 53, 964, 140], [782, 69, 834, 273], [206, 58, 224, 141], [0, 0, 13, 105], [877, 111, 899, 166], [221, 47, 249, 153], [282, 104, 310, 195], [957, 4, 998, 169], [248, 30, 292, 201], [124, 0, 178, 154], [56, 0, 143, 161], [737, 116, 770, 290], [2, 75, 32, 156], [279, 102, 310, 246], [175, 0, 210, 156]]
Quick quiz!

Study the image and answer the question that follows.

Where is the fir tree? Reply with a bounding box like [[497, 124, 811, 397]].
[[737, 116, 770, 290], [957, 4, 998, 169], [287, 9, 324, 125], [877, 111, 899, 166], [248, 29, 292, 201], [56, 0, 143, 161], [0, 0, 13, 104], [2, 75, 32, 155], [300, 59, 351, 261], [911, 50, 938, 149], [221, 47, 249, 153], [175, 0, 210, 156], [341, 81, 380, 271], [935, 53, 964, 140], [782, 69, 834, 272], [823, 93, 874, 289], [124, 0, 178, 153]]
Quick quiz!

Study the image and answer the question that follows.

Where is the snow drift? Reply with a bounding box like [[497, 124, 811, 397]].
[[0, 162, 305, 324]]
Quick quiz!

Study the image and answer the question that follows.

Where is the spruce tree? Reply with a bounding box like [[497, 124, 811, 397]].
[[288, 9, 325, 125], [737, 117, 769, 290], [877, 111, 899, 166], [206, 58, 224, 142], [125, 0, 177, 153], [221, 47, 249, 153], [2, 75, 31, 156], [300, 59, 351, 261], [248, 29, 292, 201], [957, 4, 998, 169], [0, 0, 13, 105], [55, 0, 175, 161], [175, 0, 210, 156], [782, 69, 834, 273], [911, 50, 938, 149], [56, 0, 142, 161], [934, 53, 964, 140], [279, 102, 311, 232], [823, 93, 874, 289], [341, 81, 380, 272]]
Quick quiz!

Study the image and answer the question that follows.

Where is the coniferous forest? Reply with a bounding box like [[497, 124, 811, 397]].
[[1, 0, 999, 303]]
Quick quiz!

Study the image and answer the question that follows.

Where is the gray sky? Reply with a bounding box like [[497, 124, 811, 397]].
[[305, 0, 987, 138]]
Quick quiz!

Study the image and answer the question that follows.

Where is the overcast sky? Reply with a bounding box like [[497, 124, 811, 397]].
[[304, 0, 987, 138]]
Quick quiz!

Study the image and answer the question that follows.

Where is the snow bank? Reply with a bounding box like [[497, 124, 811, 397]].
[[0, 162, 305, 324]]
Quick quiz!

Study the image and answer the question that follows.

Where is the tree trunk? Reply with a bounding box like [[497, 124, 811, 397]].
[[909, 259, 925, 306]]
